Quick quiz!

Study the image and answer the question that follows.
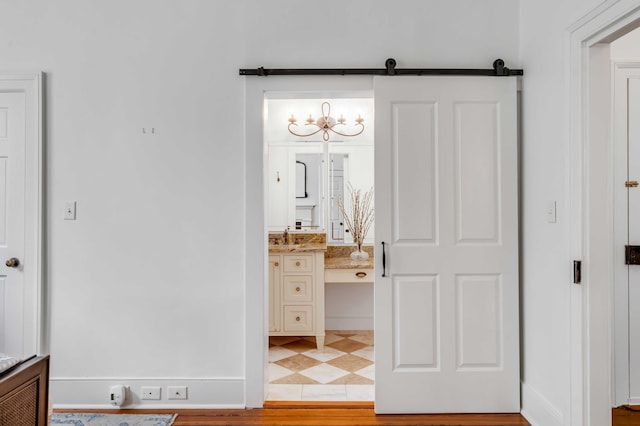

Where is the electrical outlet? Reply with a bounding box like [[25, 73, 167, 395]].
[[140, 386, 161, 400], [167, 385, 187, 400]]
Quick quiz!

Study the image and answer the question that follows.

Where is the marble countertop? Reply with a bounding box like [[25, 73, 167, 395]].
[[324, 244, 374, 269], [268, 231, 327, 253], [268, 243, 327, 253], [267, 236, 375, 269]]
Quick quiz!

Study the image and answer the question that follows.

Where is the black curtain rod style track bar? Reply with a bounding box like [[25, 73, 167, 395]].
[[239, 58, 523, 77]]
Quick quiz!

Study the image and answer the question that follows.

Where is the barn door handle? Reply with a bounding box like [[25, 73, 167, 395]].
[[381, 242, 387, 277]]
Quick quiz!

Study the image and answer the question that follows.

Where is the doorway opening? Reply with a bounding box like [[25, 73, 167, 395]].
[[0, 74, 44, 359], [263, 93, 375, 402], [611, 26, 640, 413], [568, 4, 640, 424]]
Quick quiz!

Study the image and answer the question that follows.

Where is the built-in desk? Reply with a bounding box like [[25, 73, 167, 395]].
[[324, 261, 373, 284], [324, 245, 374, 330]]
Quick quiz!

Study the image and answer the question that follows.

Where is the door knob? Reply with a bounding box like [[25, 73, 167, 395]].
[[5, 258, 19, 268]]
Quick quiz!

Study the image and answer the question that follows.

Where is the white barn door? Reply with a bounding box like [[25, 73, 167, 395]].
[[374, 76, 519, 413]]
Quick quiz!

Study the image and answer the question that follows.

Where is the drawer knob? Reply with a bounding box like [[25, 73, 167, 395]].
[[295, 286, 301, 292], [355, 271, 367, 278], [274, 262, 279, 267], [295, 316, 301, 322], [296, 261, 301, 266]]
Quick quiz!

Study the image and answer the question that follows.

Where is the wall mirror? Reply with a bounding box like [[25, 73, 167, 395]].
[[295, 161, 307, 198], [265, 95, 374, 244]]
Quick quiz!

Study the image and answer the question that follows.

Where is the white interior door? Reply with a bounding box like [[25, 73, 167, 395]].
[[374, 76, 519, 413], [0, 74, 42, 360], [627, 76, 640, 404], [0, 92, 27, 358], [613, 65, 640, 406]]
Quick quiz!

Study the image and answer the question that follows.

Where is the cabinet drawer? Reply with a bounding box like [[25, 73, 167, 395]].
[[283, 305, 313, 332], [324, 268, 374, 283], [283, 254, 314, 273], [283, 276, 313, 303]]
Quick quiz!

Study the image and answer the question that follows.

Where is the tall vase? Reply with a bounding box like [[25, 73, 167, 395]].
[[350, 240, 369, 260]]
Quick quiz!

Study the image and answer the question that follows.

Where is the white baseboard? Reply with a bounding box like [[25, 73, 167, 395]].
[[50, 377, 244, 409], [325, 316, 373, 330], [521, 382, 564, 426]]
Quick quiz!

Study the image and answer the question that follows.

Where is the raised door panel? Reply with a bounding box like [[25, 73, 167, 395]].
[[455, 103, 500, 244], [456, 274, 502, 369], [393, 102, 437, 244], [393, 275, 439, 370]]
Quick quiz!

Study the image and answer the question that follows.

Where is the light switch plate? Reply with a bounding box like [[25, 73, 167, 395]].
[[546, 201, 556, 223], [64, 201, 76, 220]]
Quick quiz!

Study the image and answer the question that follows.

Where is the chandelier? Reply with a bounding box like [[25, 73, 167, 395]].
[[288, 102, 364, 142]]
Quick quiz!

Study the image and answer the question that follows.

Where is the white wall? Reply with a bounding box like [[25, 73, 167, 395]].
[[519, 1, 612, 425], [612, 26, 640, 59], [0, 0, 521, 408], [325, 283, 374, 330]]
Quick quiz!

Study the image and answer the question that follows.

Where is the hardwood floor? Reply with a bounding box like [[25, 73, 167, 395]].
[[53, 404, 640, 425], [56, 407, 531, 425]]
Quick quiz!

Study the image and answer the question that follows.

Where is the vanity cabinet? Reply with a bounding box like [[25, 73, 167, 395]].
[[269, 251, 325, 349]]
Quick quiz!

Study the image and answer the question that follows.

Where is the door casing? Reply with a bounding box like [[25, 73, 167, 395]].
[[568, 2, 640, 425], [0, 73, 44, 356], [244, 76, 374, 407], [612, 62, 640, 406]]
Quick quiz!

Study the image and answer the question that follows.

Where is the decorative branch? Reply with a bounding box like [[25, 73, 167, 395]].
[[337, 184, 374, 249]]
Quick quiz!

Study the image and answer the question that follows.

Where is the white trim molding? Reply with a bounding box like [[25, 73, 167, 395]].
[[0, 73, 44, 357], [567, 2, 640, 425], [50, 377, 244, 409], [521, 382, 564, 426]]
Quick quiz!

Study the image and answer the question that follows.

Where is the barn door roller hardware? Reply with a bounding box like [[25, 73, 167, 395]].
[[239, 58, 523, 77]]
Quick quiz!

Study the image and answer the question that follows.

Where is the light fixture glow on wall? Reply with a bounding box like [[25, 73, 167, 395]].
[[288, 101, 364, 142]]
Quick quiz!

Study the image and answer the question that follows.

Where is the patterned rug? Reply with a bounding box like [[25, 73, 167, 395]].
[[50, 413, 177, 426]]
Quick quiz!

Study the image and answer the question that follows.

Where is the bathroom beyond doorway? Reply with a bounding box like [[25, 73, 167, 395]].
[[267, 331, 374, 401]]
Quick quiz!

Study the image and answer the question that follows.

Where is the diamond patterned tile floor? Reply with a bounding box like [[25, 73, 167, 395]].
[[267, 330, 374, 401]]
